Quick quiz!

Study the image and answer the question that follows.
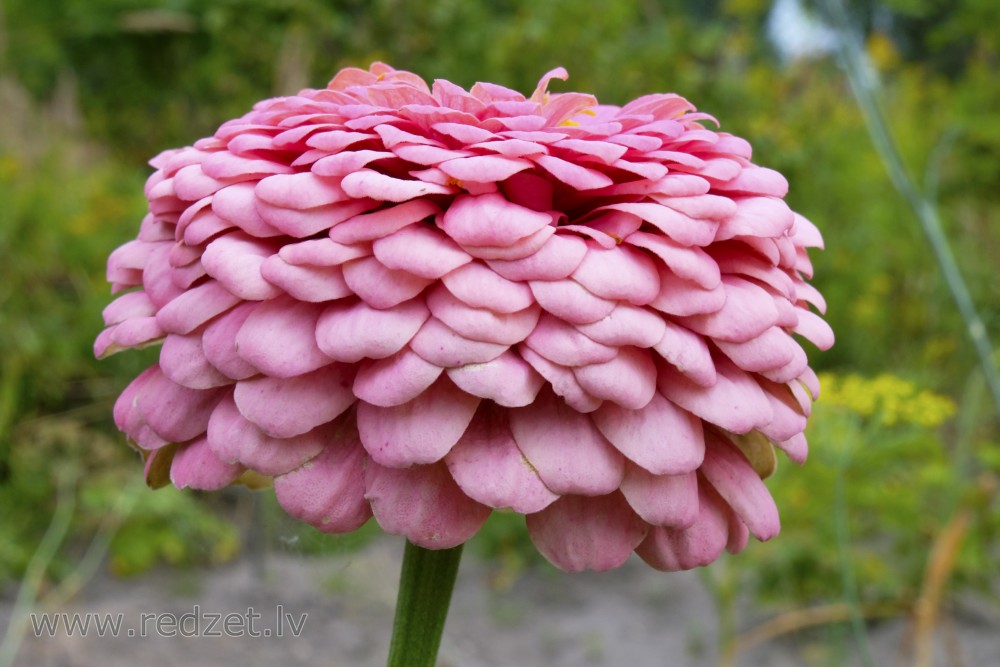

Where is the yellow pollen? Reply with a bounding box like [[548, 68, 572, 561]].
[[579, 109, 597, 117], [446, 177, 463, 188], [559, 119, 580, 127], [377, 73, 386, 81]]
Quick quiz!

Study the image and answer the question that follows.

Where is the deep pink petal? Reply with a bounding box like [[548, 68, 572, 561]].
[[136, 368, 226, 443], [201, 302, 260, 380]]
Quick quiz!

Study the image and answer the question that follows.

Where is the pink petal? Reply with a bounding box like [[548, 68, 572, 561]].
[[160, 333, 230, 389], [593, 392, 705, 475], [340, 168, 455, 202], [101, 291, 156, 326], [365, 461, 490, 549], [652, 320, 716, 387], [356, 376, 480, 467], [439, 155, 533, 182], [255, 172, 348, 209], [445, 407, 558, 513], [156, 281, 241, 335], [315, 298, 429, 363], [259, 256, 352, 302], [311, 150, 396, 176], [654, 193, 738, 221], [714, 196, 795, 242], [440, 193, 553, 247], [459, 225, 556, 261], [353, 349, 443, 407], [257, 199, 379, 238], [526, 492, 648, 573], [278, 238, 371, 266], [518, 347, 603, 413], [529, 278, 616, 324], [235, 297, 331, 378], [171, 436, 245, 491], [208, 394, 327, 476], [233, 363, 356, 438], [508, 387, 624, 495], [136, 368, 226, 443], [620, 464, 699, 528], [524, 313, 617, 366], [201, 302, 260, 380], [577, 303, 666, 348], [701, 430, 780, 540], [410, 318, 509, 367], [792, 308, 835, 350], [342, 257, 433, 309], [716, 326, 799, 373], [711, 166, 789, 197], [533, 154, 614, 190], [372, 224, 473, 279], [636, 484, 731, 571], [274, 422, 372, 533], [678, 277, 779, 343], [441, 261, 535, 313], [756, 380, 809, 442], [573, 347, 657, 409], [571, 244, 660, 305], [658, 357, 773, 434], [446, 350, 544, 407], [649, 267, 727, 317], [427, 286, 540, 345], [97, 318, 165, 357], [602, 203, 718, 246], [627, 231, 721, 289], [329, 199, 439, 244], [201, 232, 282, 301], [212, 182, 283, 238]]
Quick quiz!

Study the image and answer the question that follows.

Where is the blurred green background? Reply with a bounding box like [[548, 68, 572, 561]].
[[1, 0, 998, 662]]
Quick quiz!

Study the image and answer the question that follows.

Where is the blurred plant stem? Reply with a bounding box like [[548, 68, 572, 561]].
[[821, 0, 1000, 424], [386, 541, 463, 667], [0, 469, 76, 667]]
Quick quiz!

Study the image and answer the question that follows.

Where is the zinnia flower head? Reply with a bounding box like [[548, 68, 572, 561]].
[[98, 63, 832, 573]]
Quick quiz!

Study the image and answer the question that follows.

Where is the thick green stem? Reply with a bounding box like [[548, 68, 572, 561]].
[[387, 541, 464, 667]]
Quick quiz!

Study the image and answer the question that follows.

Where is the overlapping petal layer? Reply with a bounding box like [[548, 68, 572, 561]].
[[99, 63, 831, 572]]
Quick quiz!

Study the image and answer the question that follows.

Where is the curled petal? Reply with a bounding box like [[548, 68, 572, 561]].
[[446, 350, 544, 407], [440, 192, 552, 247], [701, 430, 780, 540], [171, 436, 245, 491], [636, 484, 731, 571], [315, 298, 429, 363]]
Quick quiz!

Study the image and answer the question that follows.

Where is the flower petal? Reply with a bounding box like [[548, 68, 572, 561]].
[[446, 350, 544, 407], [700, 430, 779, 540], [636, 484, 730, 571], [445, 406, 557, 513], [508, 387, 624, 495], [440, 192, 553, 247], [171, 436, 245, 490], [526, 492, 648, 572], [316, 298, 430, 363], [353, 348, 444, 407], [235, 297, 331, 378], [365, 460, 490, 549], [356, 376, 480, 467]]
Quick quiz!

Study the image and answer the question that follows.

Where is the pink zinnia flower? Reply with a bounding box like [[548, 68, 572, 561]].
[[98, 63, 832, 573]]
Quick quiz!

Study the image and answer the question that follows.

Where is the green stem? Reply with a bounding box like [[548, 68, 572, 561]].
[[387, 541, 464, 667]]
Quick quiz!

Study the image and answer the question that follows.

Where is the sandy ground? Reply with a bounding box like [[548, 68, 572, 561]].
[[3, 535, 999, 667]]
